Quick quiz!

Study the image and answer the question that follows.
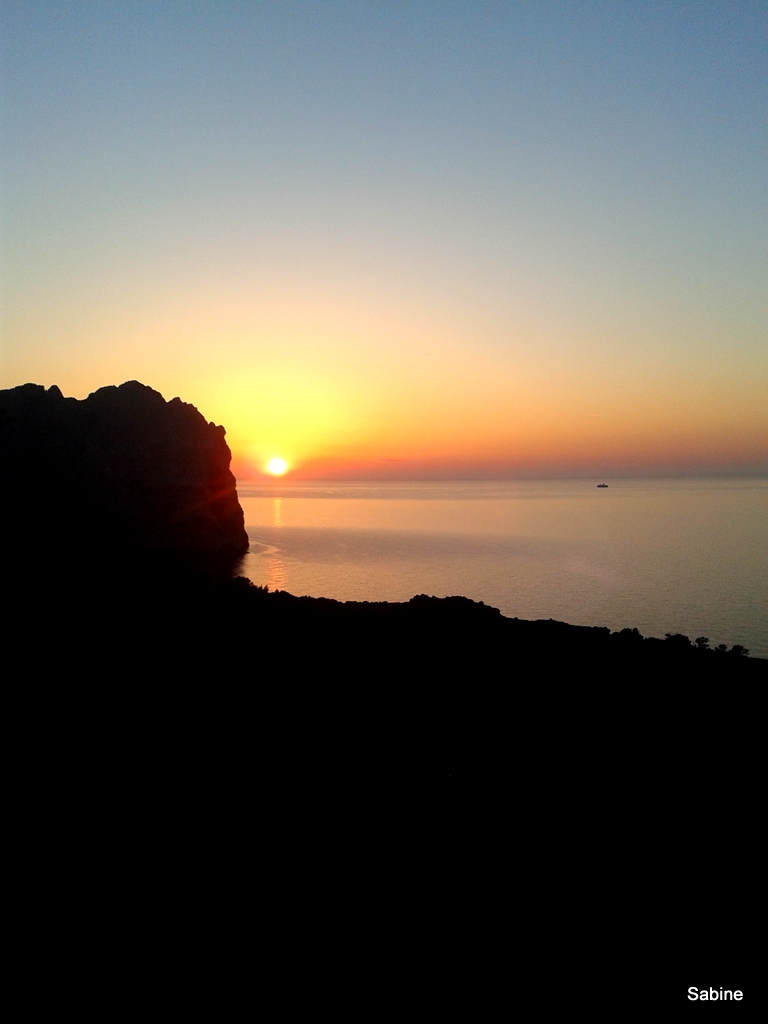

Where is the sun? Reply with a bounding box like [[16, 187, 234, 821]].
[[266, 457, 288, 475]]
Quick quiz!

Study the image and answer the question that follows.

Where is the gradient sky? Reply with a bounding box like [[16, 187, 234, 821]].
[[2, 1, 765, 477]]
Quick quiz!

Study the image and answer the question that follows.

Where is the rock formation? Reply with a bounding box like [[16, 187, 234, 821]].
[[0, 381, 248, 577]]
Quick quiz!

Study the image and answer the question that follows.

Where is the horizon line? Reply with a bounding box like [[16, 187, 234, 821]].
[[235, 470, 768, 484]]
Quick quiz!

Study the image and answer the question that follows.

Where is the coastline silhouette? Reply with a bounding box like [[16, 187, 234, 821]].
[[2, 380, 760, 675]]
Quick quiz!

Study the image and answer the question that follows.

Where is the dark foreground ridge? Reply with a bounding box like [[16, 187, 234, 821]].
[[4, 382, 763, 999], [219, 580, 763, 675]]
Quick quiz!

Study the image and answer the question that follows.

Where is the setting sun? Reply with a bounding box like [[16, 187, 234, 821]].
[[267, 457, 288, 476]]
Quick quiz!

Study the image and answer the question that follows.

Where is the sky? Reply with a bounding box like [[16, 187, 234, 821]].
[[1, 0, 765, 478]]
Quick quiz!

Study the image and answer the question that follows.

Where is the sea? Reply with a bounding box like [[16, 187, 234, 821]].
[[235, 477, 768, 660]]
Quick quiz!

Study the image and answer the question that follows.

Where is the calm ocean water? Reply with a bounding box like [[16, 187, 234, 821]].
[[236, 478, 768, 659]]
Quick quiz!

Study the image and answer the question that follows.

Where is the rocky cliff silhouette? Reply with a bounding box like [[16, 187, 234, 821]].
[[1, 381, 248, 578]]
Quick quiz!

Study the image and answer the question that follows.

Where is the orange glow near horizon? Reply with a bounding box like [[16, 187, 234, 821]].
[[158, 322, 765, 482], [8, 307, 766, 481]]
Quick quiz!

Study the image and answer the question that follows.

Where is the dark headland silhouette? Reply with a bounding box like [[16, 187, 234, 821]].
[[3, 382, 762, 994], [2, 380, 248, 580]]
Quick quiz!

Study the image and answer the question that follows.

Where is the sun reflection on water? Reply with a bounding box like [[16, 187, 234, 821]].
[[266, 498, 287, 590]]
